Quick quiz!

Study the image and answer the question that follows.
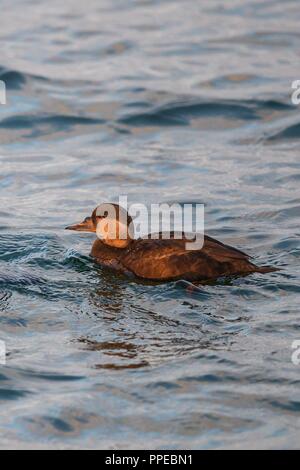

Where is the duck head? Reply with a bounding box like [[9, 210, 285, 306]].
[[66, 203, 134, 249]]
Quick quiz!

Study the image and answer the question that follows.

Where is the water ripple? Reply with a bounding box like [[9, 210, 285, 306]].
[[0, 0, 299, 450]]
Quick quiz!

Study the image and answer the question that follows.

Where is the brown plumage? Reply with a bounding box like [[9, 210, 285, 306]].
[[66, 204, 278, 282]]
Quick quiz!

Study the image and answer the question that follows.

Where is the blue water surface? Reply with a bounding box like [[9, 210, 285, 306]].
[[0, 0, 300, 449]]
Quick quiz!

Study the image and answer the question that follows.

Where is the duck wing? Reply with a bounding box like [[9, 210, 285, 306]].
[[202, 234, 251, 261], [120, 234, 256, 281]]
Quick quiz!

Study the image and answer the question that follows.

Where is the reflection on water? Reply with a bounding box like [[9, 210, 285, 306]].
[[0, 0, 300, 450]]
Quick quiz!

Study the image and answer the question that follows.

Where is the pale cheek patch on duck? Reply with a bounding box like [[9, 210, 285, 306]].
[[96, 219, 131, 248], [96, 219, 128, 240]]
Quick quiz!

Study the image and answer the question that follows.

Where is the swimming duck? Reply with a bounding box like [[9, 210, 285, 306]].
[[66, 203, 277, 282]]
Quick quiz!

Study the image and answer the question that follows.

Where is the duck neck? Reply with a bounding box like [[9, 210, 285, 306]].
[[102, 238, 131, 249]]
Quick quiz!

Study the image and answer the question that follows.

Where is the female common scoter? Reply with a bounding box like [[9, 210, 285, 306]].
[[66, 204, 277, 282]]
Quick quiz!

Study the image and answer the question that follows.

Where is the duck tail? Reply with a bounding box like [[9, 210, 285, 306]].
[[255, 265, 280, 274]]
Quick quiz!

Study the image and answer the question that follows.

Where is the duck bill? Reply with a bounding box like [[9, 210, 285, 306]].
[[65, 217, 94, 232]]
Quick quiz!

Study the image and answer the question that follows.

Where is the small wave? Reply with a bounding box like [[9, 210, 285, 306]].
[[17, 368, 85, 382], [0, 388, 29, 401], [255, 206, 300, 222], [200, 73, 276, 89], [211, 31, 300, 48], [58, 40, 133, 61], [119, 98, 292, 127], [0, 66, 26, 90], [119, 99, 258, 127], [0, 267, 47, 287], [0, 65, 46, 90], [0, 114, 104, 130], [273, 237, 300, 251], [267, 122, 300, 141], [0, 290, 11, 302], [62, 249, 94, 271]]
